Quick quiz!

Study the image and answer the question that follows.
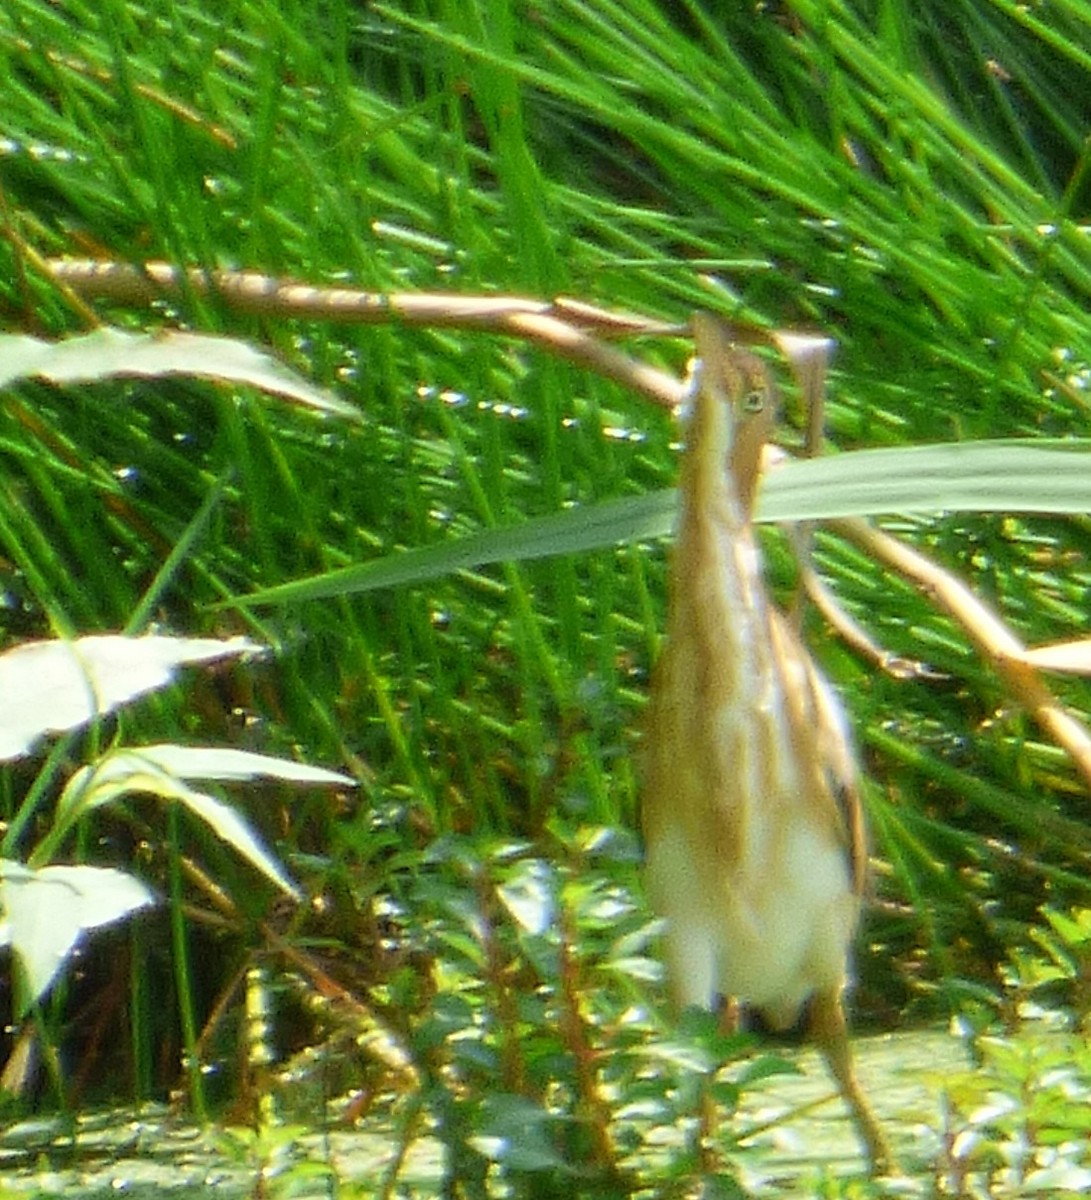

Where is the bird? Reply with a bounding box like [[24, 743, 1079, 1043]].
[[641, 312, 890, 1171]]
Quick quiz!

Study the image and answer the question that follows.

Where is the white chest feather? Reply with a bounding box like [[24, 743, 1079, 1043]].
[[645, 809, 858, 1026]]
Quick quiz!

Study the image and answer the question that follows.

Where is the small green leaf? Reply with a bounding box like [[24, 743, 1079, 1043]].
[[0, 861, 154, 1013], [54, 750, 301, 898], [0, 327, 358, 418], [57, 756, 190, 826], [177, 787, 300, 898], [471, 1094, 573, 1174], [497, 859, 555, 935], [103, 744, 352, 787], [0, 635, 261, 762]]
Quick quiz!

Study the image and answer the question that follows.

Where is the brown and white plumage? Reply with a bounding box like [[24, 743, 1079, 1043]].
[[641, 314, 888, 1169]]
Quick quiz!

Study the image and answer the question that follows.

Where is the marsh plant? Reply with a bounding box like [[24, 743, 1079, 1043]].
[[0, 633, 350, 1107], [936, 907, 1091, 1195]]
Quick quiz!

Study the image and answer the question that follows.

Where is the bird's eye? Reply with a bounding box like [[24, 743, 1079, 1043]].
[[743, 389, 766, 414]]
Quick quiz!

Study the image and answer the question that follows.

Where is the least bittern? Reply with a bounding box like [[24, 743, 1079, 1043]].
[[642, 313, 890, 1171]]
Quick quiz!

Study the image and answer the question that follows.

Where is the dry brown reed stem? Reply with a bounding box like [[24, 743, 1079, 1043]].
[[831, 515, 1091, 793], [43, 254, 1091, 790], [261, 924, 420, 1090], [43, 258, 686, 408]]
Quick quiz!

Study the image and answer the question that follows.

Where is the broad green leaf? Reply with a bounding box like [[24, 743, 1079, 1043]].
[[0, 327, 358, 418], [55, 751, 301, 898], [228, 441, 1091, 608], [762, 440, 1091, 522], [0, 635, 261, 762], [227, 489, 674, 607], [0, 861, 154, 1013]]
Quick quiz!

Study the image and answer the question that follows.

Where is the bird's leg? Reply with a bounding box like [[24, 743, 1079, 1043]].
[[719, 995, 742, 1036], [809, 987, 893, 1174]]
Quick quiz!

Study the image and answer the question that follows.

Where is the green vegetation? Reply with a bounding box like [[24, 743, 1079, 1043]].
[[2, 0, 1091, 1193]]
